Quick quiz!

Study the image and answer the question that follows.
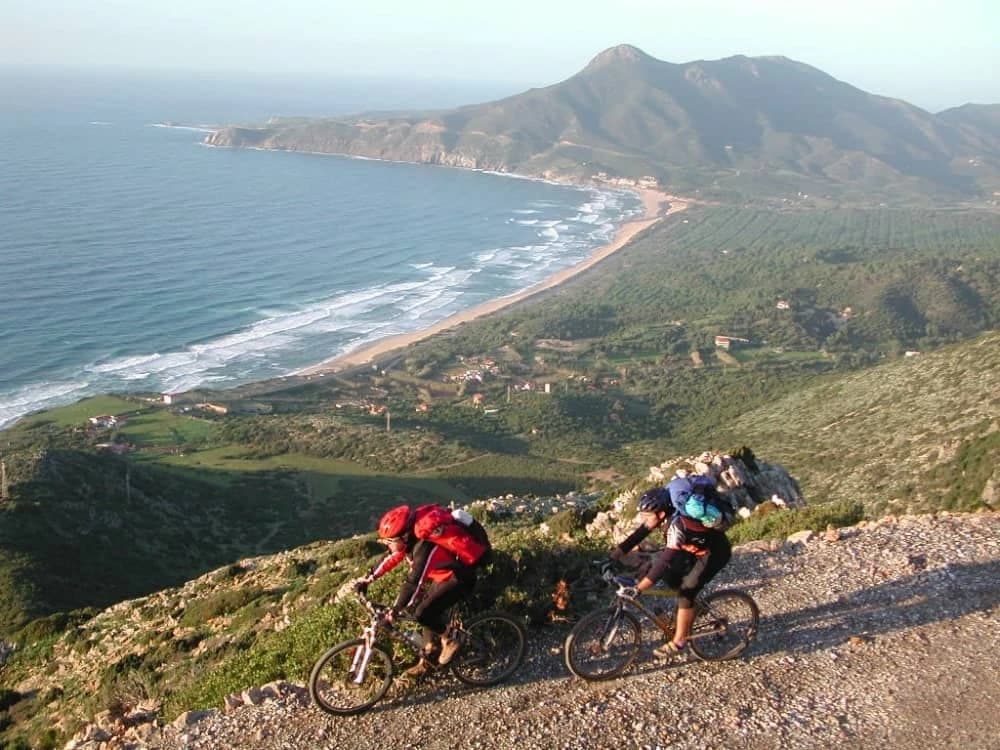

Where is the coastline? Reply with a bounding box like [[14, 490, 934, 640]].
[[299, 186, 689, 376]]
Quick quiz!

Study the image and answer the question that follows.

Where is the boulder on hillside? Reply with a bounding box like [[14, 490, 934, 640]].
[[588, 448, 804, 543]]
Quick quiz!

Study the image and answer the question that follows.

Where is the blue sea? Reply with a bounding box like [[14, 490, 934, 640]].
[[0, 68, 642, 428]]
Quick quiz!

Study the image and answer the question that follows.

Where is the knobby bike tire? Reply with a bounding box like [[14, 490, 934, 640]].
[[308, 638, 394, 715], [688, 589, 760, 662], [564, 608, 642, 680], [450, 610, 527, 687]]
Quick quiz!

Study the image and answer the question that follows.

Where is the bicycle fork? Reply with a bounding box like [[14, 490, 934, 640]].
[[600, 605, 625, 650], [349, 629, 377, 684]]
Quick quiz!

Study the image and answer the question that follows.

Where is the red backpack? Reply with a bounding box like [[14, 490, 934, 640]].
[[413, 504, 490, 566]]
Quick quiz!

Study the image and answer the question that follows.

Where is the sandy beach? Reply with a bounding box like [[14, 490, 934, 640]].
[[299, 186, 689, 375]]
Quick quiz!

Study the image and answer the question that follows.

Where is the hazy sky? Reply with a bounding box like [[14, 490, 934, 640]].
[[3, 0, 998, 111]]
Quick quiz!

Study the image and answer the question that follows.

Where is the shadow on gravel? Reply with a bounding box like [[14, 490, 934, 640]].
[[748, 559, 1000, 658]]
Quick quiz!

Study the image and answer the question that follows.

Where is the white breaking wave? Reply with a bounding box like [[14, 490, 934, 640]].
[[1, 181, 644, 427], [0, 380, 93, 430]]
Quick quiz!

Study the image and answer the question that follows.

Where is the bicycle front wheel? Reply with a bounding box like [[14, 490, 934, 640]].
[[564, 608, 641, 680], [689, 589, 759, 662], [308, 638, 394, 715], [451, 611, 526, 687]]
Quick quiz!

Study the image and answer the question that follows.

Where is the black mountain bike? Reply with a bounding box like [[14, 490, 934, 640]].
[[564, 561, 759, 680], [309, 590, 527, 715]]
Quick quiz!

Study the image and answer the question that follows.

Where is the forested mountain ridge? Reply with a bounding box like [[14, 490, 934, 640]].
[[204, 44, 1000, 201]]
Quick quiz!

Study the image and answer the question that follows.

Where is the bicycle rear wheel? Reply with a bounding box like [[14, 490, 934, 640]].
[[564, 608, 641, 680], [451, 611, 526, 686], [688, 589, 759, 662], [309, 638, 394, 715]]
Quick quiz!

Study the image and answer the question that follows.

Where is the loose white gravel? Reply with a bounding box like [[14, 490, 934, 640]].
[[155, 512, 1000, 750]]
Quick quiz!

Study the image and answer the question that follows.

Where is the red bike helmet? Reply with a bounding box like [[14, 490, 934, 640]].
[[378, 505, 413, 539]]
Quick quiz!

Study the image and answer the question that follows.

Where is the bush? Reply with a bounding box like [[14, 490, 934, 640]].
[[284, 558, 318, 578], [0, 689, 21, 712], [164, 597, 361, 718], [15, 608, 96, 645], [545, 507, 597, 536], [727, 500, 866, 545], [325, 536, 383, 563], [180, 587, 266, 627]]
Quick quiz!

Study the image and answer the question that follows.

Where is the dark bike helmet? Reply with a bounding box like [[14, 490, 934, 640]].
[[378, 505, 414, 539], [637, 487, 671, 513]]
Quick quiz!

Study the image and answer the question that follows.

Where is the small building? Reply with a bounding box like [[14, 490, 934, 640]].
[[88, 415, 118, 429], [714, 335, 750, 351], [776, 300, 791, 310], [415, 403, 430, 413], [196, 403, 229, 415], [471, 393, 486, 406]]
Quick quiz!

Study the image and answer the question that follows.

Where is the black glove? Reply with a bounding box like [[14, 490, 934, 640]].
[[352, 578, 370, 593]]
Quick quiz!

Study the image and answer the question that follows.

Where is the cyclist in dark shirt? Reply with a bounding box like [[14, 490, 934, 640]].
[[610, 487, 731, 658], [354, 505, 476, 678]]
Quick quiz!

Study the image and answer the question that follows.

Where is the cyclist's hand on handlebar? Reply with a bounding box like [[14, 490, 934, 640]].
[[619, 585, 640, 599], [351, 577, 371, 594]]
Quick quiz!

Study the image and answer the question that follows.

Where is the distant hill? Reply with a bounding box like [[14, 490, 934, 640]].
[[938, 103, 1000, 135], [722, 330, 1000, 515], [205, 44, 1000, 201]]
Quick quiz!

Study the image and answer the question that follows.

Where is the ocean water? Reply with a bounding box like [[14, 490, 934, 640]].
[[0, 69, 642, 428]]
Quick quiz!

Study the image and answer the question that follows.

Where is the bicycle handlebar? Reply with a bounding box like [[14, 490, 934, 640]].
[[592, 559, 618, 583], [592, 559, 639, 591], [353, 588, 390, 618]]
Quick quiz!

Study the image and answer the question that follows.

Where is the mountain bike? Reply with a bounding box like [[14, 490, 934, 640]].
[[564, 561, 759, 680], [309, 590, 527, 715]]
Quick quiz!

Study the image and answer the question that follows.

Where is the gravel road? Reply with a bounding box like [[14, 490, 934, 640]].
[[157, 512, 1000, 750]]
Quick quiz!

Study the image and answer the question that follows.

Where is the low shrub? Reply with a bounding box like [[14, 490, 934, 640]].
[[180, 587, 266, 627], [727, 499, 866, 545]]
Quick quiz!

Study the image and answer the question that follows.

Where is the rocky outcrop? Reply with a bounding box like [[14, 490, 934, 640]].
[[204, 122, 523, 175], [587, 449, 803, 544]]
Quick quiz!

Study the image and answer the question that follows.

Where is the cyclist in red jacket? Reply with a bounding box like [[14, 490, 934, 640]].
[[354, 505, 480, 678]]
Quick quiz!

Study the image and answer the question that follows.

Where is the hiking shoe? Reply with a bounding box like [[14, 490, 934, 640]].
[[403, 658, 433, 679], [438, 633, 463, 665], [653, 640, 687, 661]]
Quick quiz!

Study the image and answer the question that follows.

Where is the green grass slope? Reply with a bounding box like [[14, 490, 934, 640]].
[[721, 330, 1000, 515]]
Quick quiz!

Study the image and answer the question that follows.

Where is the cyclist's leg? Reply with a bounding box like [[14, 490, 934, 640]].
[[413, 576, 469, 640], [413, 572, 475, 664], [674, 533, 731, 647]]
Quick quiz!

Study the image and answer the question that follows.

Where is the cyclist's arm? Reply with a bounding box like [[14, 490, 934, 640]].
[[367, 550, 406, 581], [643, 546, 681, 586], [614, 524, 652, 557]]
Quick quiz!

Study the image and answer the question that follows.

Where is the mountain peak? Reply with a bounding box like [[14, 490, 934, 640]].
[[584, 44, 656, 70]]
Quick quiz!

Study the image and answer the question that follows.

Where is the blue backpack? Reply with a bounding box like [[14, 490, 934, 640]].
[[666, 476, 735, 530]]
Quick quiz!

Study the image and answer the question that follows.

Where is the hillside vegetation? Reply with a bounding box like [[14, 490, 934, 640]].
[[1, 205, 998, 640], [205, 45, 1000, 201], [723, 330, 1000, 515]]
